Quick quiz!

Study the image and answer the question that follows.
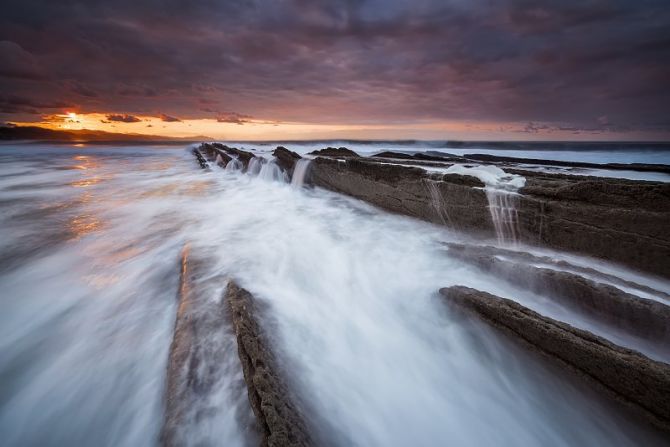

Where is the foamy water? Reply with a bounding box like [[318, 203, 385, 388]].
[[0, 144, 667, 446]]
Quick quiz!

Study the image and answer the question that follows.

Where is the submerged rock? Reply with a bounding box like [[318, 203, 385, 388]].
[[309, 146, 360, 157], [440, 285, 670, 432], [226, 281, 313, 447]]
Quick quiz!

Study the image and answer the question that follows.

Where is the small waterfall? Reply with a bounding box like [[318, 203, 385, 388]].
[[440, 165, 524, 246], [225, 157, 243, 172], [424, 179, 452, 226], [258, 159, 284, 182], [215, 154, 224, 167], [291, 159, 312, 188], [247, 157, 263, 175], [485, 188, 520, 246]]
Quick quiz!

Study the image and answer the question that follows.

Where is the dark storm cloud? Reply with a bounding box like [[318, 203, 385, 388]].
[[159, 113, 181, 122], [106, 114, 142, 123], [216, 112, 253, 125], [0, 93, 72, 114], [1, 0, 669, 133]]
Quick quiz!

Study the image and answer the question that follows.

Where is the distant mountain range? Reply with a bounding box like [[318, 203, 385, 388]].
[[0, 125, 212, 143]]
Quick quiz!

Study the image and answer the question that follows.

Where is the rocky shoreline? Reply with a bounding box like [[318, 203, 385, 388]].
[[198, 141, 668, 276], [304, 150, 670, 278], [177, 143, 670, 444]]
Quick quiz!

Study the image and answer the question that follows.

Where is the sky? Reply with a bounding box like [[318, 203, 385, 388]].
[[1, 0, 669, 140]]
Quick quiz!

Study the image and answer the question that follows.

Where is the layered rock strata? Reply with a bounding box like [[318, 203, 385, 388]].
[[162, 247, 253, 446], [226, 281, 313, 447], [444, 243, 670, 345], [307, 155, 670, 277], [440, 285, 670, 431]]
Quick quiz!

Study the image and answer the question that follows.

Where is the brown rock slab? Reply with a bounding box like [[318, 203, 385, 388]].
[[445, 243, 670, 346], [440, 285, 670, 431], [226, 281, 313, 447], [162, 246, 256, 446], [272, 146, 301, 175], [308, 155, 670, 277], [309, 146, 360, 157], [191, 148, 209, 169]]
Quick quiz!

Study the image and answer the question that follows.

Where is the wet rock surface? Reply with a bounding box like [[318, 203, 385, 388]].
[[272, 146, 301, 175], [191, 148, 209, 169], [440, 285, 670, 432], [308, 147, 360, 158], [200, 142, 232, 167], [226, 281, 313, 447], [200, 143, 258, 169], [444, 243, 670, 347], [462, 152, 670, 174], [515, 171, 670, 277], [162, 247, 256, 447], [373, 150, 469, 163], [309, 157, 493, 234], [308, 155, 670, 277], [444, 242, 670, 301]]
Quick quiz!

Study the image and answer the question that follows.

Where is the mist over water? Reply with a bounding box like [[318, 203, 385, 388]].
[[0, 144, 668, 446]]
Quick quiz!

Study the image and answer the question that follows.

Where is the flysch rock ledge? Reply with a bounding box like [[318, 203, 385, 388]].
[[440, 285, 670, 432], [226, 281, 313, 447]]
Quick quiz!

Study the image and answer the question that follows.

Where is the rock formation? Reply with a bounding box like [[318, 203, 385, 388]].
[[226, 281, 313, 447], [308, 147, 360, 158], [307, 156, 670, 277], [444, 243, 670, 345], [272, 146, 301, 175], [162, 246, 254, 446], [191, 148, 209, 169], [440, 285, 670, 431]]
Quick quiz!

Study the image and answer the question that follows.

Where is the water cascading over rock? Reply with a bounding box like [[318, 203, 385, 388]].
[[439, 165, 525, 246], [424, 179, 452, 226], [225, 157, 244, 172], [485, 189, 521, 246], [291, 159, 312, 188], [258, 159, 288, 182]]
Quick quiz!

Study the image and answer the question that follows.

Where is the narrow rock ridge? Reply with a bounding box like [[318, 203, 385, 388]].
[[272, 146, 301, 175], [199, 143, 258, 170], [211, 143, 256, 166], [308, 147, 360, 157], [462, 152, 670, 174], [371, 149, 670, 175], [309, 157, 491, 235], [443, 242, 670, 301], [226, 281, 313, 447], [162, 246, 256, 446], [307, 156, 670, 277], [191, 147, 209, 169], [372, 150, 469, 164], [188, 145, 670, 277], [445, 243, 670, 347], [440, 286, 670, 432]]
